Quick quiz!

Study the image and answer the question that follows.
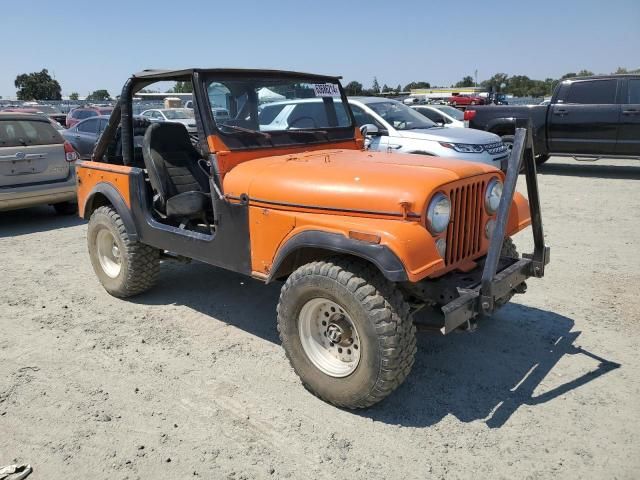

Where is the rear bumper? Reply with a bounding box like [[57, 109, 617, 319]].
[[0, 174, 76, 211]]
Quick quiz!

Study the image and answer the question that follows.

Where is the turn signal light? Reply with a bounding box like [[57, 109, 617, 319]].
[[349, 231, 381, 244], [64, 141, 79, 162]]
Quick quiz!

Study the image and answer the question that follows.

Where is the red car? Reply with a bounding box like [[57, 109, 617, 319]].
[[66, 106, 113, 128], [447, 95, 486, 107]]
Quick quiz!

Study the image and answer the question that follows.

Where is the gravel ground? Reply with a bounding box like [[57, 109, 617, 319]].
[[1, 156, 639, 480]]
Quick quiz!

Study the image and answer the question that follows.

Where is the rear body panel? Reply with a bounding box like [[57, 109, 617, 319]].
[[468, 104, 549, 154]]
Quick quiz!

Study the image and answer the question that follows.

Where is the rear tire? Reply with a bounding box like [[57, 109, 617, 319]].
[[536, 154, 550, 165], [87, 206, 160, 298], [277, 258, 416, 409], [501, 134, 550, 168], [53, 201, 77, 215]]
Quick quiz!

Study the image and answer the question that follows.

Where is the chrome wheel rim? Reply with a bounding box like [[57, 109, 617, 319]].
[[96, 228, 121, 278], [298, 298, 361, 377]]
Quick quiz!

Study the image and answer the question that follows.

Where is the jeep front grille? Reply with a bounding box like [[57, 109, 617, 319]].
[[445, 180, 486, 266]]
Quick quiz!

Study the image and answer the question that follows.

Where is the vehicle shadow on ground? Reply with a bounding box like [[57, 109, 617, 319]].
[[537, 162, 640, 180], [362, 304, 620, 428], [0, 206, 85, 238], [134, 261, 620, 429]]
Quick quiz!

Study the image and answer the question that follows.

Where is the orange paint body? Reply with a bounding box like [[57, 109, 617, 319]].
[[219, 144, 531, 282], [76, 161, 132, 217], [76, 132, 532, 284]]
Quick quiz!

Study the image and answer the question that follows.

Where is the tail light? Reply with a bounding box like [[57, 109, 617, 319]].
[[463, 110, 477, 121], [64, 141, 78, 162]]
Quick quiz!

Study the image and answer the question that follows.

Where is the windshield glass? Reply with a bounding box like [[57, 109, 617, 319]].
[[204, 74, 353, 149], [433, 105, 464, 120], [368, 101, 435, 130], [162, 109, 194, 120]]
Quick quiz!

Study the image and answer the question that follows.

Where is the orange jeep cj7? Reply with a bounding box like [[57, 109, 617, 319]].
[[75, 69, 550, 408]]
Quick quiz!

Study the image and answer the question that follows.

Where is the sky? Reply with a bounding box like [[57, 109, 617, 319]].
[[1, 0, 639, 98]]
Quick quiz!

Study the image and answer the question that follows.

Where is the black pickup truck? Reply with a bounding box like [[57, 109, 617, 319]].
[[467, 75, 640, 165]]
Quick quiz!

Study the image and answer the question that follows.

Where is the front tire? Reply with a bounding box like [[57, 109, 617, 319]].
[[277, 258, 416, 409], [87, 206, 160, 298]]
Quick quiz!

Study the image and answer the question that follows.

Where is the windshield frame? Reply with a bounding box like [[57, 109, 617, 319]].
[[200, 71, 356, 151]]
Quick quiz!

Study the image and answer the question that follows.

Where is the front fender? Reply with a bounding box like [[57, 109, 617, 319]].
[[268, 213, 443, 283], [506, 192, 532, 235]]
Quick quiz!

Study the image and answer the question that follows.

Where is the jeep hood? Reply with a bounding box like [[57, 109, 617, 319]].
[[396, 127, 501, 143], [223, 149, 500, 218]]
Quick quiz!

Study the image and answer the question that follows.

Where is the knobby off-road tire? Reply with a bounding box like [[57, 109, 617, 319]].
[[495, 237, 519, 308], [277, 258, 417, 409], [87, 206, 160, 298]]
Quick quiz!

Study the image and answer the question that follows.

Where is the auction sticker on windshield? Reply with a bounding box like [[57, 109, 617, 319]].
[[313, 83, 341, 97]]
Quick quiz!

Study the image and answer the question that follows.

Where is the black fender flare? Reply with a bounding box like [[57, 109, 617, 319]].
[[485, 117, 517, 134], [83, 182, 138, 240], [267, 230, 408, 283]]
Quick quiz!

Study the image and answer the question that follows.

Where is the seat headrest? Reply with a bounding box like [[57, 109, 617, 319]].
[[144, 122, 193, 152]]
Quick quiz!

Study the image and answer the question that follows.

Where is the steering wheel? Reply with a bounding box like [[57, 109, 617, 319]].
[[287, 116, 317, 129]]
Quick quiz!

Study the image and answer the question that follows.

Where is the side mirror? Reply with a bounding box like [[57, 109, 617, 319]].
[[360, 124, 379, 136]]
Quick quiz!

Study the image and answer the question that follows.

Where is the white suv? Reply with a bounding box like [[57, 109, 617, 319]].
[[349, 97, 509, 169], [258, 97, 509, 169]]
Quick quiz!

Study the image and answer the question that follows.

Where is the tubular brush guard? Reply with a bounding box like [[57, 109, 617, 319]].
[[440, 121, 550, 334]]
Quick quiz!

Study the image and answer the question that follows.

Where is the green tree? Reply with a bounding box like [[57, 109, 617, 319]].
[[577, 69, 594, 77], [454, 75, 475, 88], [69, 92, 79, 101], [481, 73, 509, 92], [381, 84, 392, 93], [403, 81, 430, 91], [561, 72, 577, 80], [371, 77, 381, 94], [344, 81, 363, 95], [14, 69, 62, 100], [87, 89, 111, 101], [169, 81, 193, 94], [396, 84, 402, 93]]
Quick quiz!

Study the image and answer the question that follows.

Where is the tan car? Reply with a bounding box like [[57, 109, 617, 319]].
[[0, 113, 78, 213]]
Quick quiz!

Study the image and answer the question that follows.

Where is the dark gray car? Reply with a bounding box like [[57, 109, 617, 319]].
[[63, 115, 110, 159], [0, 113, 78, 213]]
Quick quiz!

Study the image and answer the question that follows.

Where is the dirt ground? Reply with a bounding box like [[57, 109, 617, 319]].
[[1, 156, 639, 480]]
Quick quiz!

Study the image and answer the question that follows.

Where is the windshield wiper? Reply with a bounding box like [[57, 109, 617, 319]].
[[285, 129, 329, 141], [219, 123, 272, 140]]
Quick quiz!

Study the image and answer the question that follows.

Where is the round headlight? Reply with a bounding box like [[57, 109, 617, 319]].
[[485, 178, 503, 214], [426, 193, 451, 234]]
